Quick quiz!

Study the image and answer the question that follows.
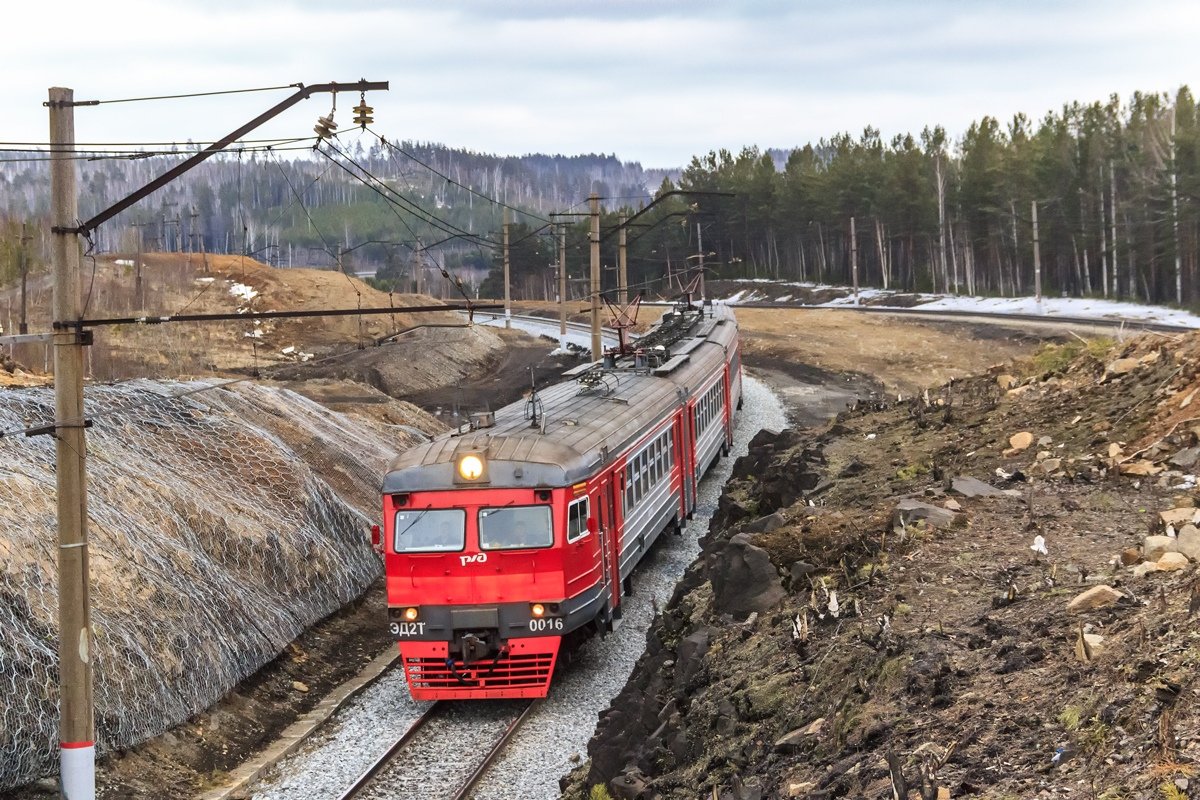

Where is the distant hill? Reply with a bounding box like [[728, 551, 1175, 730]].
[[0, 139, 679, 273]]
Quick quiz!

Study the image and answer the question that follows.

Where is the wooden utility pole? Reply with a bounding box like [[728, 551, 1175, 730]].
[[1099, 165, 1109, 298], [558, 222, 567, 352], [49, 85, 95, 800], [617, 214, 628, 305], [850, 216, 859, 305], [18, 222, 32, 334], [1032, 200, 1042, 305], [1110, 161, 1118, 298], [589, 194, 601, 360], [132, 220, 147, 311], [502, 208, 511, 328], [936, 154, 950, 294]]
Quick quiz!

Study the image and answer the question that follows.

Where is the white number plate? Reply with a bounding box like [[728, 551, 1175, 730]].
[[528, 617, 563, 632], [390, 621, 426, 637]]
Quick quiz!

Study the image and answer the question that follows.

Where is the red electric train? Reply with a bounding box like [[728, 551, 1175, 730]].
[[377, 299, 741, 699]]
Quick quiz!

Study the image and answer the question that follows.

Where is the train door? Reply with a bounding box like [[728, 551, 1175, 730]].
[[597, 474, 624, 606], [596, 474, 621, 612], [723, 367, 734, 450], [675, 415, 692, 518]]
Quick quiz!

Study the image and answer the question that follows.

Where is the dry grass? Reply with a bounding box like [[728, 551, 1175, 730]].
[[733, 307, 1042, 394]]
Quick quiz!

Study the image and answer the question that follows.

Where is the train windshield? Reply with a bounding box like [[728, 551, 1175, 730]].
[[393, 508, 465, 552], [478, 506, 553, 550]]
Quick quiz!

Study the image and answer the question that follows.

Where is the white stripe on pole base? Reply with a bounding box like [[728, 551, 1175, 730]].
[[60, 743, 95, 800]]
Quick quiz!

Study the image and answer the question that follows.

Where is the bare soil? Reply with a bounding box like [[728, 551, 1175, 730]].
[[564, 329, 1200, 799]]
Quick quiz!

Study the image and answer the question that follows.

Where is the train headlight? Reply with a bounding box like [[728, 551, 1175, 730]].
[[530, 603, 546, 618], [404, 607, 420, 622], [456, 453, 487, 482]]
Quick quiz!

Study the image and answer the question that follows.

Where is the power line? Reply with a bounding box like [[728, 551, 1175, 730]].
[[316, 142, 499, 249], [368, 128, 552, 224]]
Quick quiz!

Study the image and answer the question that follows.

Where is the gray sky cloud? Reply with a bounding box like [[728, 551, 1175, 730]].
[[5, 1, 1199, 167]]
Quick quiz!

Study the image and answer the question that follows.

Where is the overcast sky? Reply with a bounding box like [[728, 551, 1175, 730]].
[[6, 0, 1200, 168]]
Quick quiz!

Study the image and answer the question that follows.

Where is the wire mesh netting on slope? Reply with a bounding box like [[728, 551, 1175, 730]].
[[0, 380, 425, 789]]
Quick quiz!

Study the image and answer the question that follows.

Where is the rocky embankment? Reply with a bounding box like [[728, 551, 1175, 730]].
[[565, 332, 1200, 799]]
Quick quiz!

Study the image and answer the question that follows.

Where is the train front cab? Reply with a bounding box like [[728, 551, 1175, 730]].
[[383, 477, 614, 700]]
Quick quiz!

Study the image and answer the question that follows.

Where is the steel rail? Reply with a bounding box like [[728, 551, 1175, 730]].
[[450, 700, 540, 800], [335, 702, 444, 800]]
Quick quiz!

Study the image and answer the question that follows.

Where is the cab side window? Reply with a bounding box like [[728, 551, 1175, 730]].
[[567, 496, 591, 543]]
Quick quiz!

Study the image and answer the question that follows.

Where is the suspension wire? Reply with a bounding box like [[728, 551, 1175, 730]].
[[322, 145, 493, 247], [0, 141, 319, 164], [0, 135, 314, 148], [83, 83, 304, 106], [81, 228, 99, 318], [366, 127, 552, 225], [271, 151, 339, 264], [319, 144, 506, 302]]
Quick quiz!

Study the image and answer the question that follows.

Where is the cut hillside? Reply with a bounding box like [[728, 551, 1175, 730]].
[[565, 330, 1200, 800], [0, 253, 504, 389], [0, 381, 432, 793]]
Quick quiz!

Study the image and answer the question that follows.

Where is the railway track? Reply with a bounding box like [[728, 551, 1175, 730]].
[[336, 699, 539, 800]]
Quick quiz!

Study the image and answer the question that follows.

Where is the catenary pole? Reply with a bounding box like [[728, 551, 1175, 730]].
[[18, 222, 31, 334], [617, 214, 628, 306], [850, 216, 859, 306], [502, 208, 511, 328], [589, 194, 601, 360], [558, 222, 567, 352], [49, 85, 95, 800]]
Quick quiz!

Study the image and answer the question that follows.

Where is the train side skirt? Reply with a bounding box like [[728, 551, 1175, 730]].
[[399, 637, 561, 700]]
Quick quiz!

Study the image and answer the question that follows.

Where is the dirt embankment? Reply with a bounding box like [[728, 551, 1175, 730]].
[[566, 332, 1200, 799]]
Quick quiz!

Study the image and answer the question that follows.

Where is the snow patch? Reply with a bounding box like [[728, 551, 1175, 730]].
[[229, 282, 258, 303]]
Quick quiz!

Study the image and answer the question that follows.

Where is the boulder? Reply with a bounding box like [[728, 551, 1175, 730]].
[[1161, 508, 1200, 528], [1177, 525, 1200, 561], [1066, 585, 1124, 613], [774, 728, 808, 752], [1144, 535, 1179, 562], [1041, 458, 1063, 474], [1008, 431, 1034, 452], [610, 769, 649, 800], [1157, 552, 1190, 571], [1132, 562, 1161, 578], [744, 511, 786, 534], [1170, 447, 1200, 470], [943, 498, 962, 512], [1120, 547, 1142, 566], [893, 499, 958, 531], [709, 534, 786, 617], [774, 718, 825, 752], [950, 476, 1004, 497], [789, 560, 817, 584], [1106, 357, 1140, 376], [673, 628, 711, 689], [996, 374, 1018, 390], [1120, 460, 1163, 477]]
